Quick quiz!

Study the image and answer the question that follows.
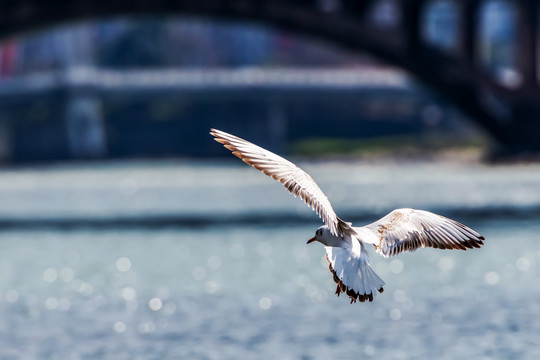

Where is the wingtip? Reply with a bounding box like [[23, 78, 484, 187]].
[[210, 128, 225, 138], [210, 129, 230, 145]]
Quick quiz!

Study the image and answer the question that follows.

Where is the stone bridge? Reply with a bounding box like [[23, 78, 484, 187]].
[[0, 0, 539, 156]]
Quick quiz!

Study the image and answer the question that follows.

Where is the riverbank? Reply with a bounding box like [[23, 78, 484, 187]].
[[290, 134, 486, 163]]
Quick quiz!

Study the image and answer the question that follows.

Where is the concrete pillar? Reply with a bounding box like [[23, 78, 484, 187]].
[[65, 94, 107, 159], [515, 0, 538, 90], [267, 100, 287, 151], [0, 114, 11, 162], [456, 0, 479, 70]]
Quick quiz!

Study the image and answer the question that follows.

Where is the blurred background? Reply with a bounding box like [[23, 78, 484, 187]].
[[0, 1, 539, 359]]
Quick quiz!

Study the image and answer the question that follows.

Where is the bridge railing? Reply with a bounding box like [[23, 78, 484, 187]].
[[0, 66, 410, 100]]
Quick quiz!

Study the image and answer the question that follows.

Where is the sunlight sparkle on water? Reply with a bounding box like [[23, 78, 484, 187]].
[[113, 321, 126, 334], [59, 267, 75, 282], [258, 297, 272, 310], [72, 279, 93, 296], [364, 345, 375, 356], [138, 322, 156, 334], [148, 297, 163, 311], [0, 162, 538, 359], [116, 257, 132, 272], [192, 266, 206, 281], [389, 308, 402, 321], [205, 281, 220, 294], [484, 271, 500, 285], [516, 257, 531, 272], [45, 297, 58, 310], [57, 298, 71, 311], [43, 268, 58, 283], [121, 287, 137, 301]]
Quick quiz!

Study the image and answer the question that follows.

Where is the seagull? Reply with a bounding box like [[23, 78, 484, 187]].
[[210, 129, 485, 303]]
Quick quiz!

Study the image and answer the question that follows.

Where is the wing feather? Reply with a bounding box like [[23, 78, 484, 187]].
[[364, 208, 485, 258], [210, 129, 352, 236]]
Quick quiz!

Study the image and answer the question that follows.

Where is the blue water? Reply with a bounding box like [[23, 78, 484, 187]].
[[0, 160, 539, 359]]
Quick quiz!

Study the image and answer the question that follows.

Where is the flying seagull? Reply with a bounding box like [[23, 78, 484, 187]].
[[210, 129, 485, 303]]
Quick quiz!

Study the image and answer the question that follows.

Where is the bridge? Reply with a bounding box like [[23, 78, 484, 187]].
[[0, 0, 539, 156]]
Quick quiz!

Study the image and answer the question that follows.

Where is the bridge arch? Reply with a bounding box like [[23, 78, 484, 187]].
[[0, 0, 539, 154]]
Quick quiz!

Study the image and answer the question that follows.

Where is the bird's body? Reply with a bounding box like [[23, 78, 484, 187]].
[[210, 128, 485, 303]]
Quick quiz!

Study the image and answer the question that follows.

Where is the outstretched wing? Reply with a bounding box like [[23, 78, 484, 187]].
[[364, 208, 485, 258], [210, 128, 352, 236]]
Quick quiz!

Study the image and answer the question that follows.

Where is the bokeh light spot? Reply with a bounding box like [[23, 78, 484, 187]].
[[45, 297, 58, 310], [516, 257, 531, 272], [59, 267, 75, 282], [114, 321, 126, 334], [364, 345, 375, 356], [43, 268, 58, 283], [258, 297, 272, 310], [57, 298, 71, 311], [205, 281, 220, 294], [116, 257, 132, 272], [137, 322, 156, 334], [148, 297, 163, 311], [484, 271, 500, 285], [389, 308, 402, 321], [121, 287, 137, 301]]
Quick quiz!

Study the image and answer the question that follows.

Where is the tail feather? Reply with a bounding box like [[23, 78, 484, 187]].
[[325, 246, 385, 303]]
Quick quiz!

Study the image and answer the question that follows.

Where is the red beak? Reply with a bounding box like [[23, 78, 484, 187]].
[[307, 237, 316, 244]]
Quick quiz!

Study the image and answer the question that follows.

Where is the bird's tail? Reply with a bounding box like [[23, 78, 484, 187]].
[[326, 247, 385, 303]]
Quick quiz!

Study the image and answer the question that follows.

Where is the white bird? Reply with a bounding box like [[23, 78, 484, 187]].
[[210, 129, 485, 303]]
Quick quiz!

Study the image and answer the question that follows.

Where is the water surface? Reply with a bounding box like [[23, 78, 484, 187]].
[[0, 160, 538, 359]]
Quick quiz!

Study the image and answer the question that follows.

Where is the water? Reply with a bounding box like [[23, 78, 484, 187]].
[[0, 160, 539, 359]]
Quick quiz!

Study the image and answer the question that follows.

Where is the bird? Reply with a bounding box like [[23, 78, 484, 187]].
[[210, 128, 485, 304]]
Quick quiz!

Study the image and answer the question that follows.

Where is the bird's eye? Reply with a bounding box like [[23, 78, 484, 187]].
[[316, 229, 321, 236]]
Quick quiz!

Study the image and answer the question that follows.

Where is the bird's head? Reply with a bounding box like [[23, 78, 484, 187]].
[[307, 225, 342, 246]]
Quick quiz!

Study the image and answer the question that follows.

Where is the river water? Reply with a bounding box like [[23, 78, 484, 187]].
[[0, 160, 538, 359]]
